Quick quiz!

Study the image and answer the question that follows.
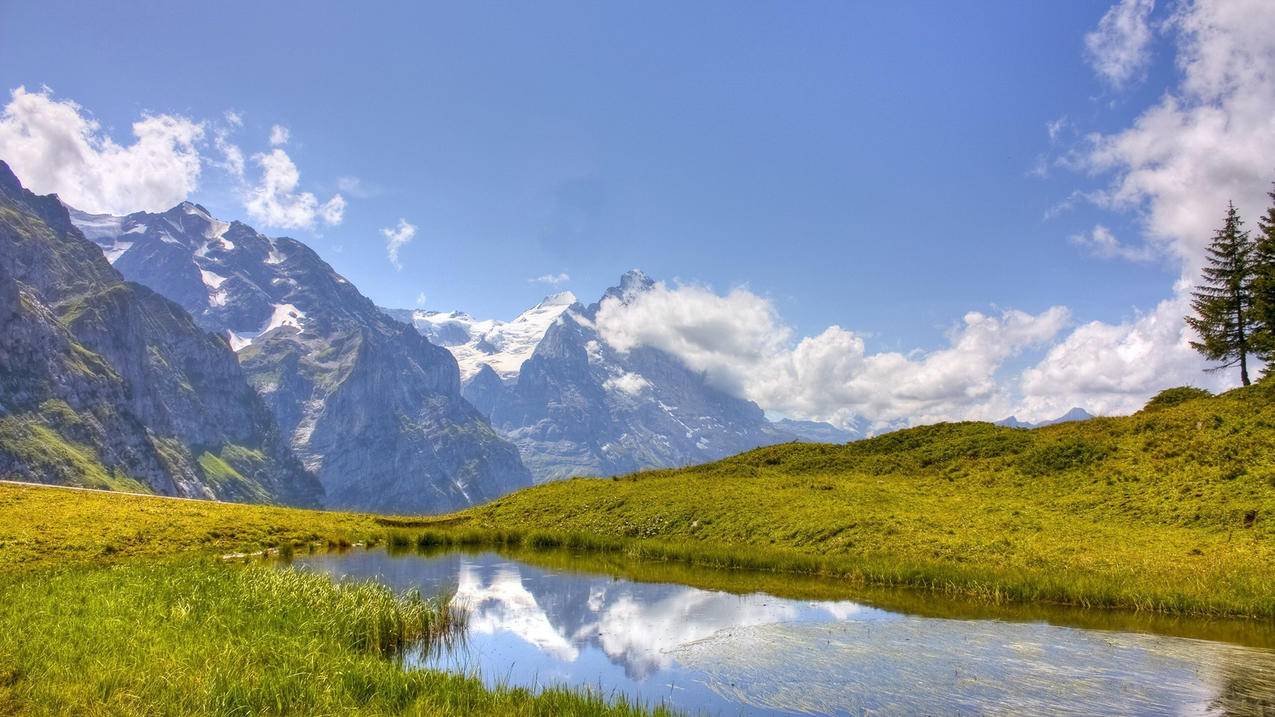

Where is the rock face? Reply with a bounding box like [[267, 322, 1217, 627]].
[[72, 201, 531, 513], [444, 271, 795, 482], [0, 162, 321, 505]]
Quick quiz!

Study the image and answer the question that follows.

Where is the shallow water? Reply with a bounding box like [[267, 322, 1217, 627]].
[[294, 549, 1275, 716]]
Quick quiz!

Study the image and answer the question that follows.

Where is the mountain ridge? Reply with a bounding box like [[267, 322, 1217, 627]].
[[69, 196, 532, 513]]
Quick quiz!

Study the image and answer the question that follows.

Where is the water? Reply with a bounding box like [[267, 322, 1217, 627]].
[[293, 549, 1275, 716]]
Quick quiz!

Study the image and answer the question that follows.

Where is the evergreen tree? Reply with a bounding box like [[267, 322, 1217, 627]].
[[1249, 183, 1275, 364], [1187, 202, 1255, 386]]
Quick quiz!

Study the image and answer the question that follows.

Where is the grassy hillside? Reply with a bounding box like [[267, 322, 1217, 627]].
[[0, 486, 670, 715], [3, 381, 1275, 713], [450, 382, 1275, 617]]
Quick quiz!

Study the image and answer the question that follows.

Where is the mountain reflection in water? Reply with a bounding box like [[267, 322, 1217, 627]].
[[295, 550, 1275, 716]]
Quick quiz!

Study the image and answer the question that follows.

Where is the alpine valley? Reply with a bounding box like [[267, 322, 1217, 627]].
[[0, 161, 854, 512]]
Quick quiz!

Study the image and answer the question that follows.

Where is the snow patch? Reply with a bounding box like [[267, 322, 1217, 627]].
[[264, 303, 306, 333], [199, 269, 227, 289]]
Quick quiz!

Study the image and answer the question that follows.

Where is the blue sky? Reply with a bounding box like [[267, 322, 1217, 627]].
[[2, 0, 1269, 424]]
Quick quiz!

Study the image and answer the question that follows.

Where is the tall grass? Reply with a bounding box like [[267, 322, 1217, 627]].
[[0, 560, 673, 716]]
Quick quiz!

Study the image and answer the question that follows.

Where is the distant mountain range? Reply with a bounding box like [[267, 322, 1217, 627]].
[[995, 407, 1094, 429], [0, 162, 320, 505], [385, 271, 858, 482], [67, 198, 530, 513], [0, 159, 891, 513]]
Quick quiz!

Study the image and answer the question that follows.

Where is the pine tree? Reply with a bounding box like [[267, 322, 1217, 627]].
[[1249, 183, 1275, 364], [1186, 201, 1255, 386]]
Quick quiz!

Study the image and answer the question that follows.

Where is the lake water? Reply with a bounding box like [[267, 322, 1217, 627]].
[[293, 549, 1275, 716]]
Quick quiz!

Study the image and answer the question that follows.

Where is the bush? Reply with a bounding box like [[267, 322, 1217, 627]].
[[1142, 386, 1212, 412]]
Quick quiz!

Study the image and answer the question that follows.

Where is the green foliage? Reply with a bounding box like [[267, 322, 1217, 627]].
[[452, 383, 1275, 618], [1251, 183, 1275, 364], [1143, 386, 1214, 412], [197, 446, 273, 503], [0, 561, 661, 716], [1188, 201, 1256, 385], [0, 415, 147, 493]]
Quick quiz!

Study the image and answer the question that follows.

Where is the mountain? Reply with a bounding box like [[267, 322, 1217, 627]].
[[382, 291, 577, 381], [770, 418, 859, 443], [996, 407, 1094, 429], [0, 162, 321, 505], [69, 201, 531, 513], [399, 270, 795, 482]]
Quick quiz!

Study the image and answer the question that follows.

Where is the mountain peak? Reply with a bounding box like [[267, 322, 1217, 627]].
[[537, 290, 578, 308], [619, 269, 653, 292]]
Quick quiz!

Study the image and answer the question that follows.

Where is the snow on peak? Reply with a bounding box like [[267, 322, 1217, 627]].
[[402, 293, 576, 381], [537, 291, 578, 308]]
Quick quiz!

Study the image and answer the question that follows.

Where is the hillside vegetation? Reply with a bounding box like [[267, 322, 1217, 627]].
[[451, 381, 1275, 617]]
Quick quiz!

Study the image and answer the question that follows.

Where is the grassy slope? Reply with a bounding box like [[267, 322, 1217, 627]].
[[0, 489, 670, 716], [3, 382, 1275, 713], [452, 383, 1275, 617]]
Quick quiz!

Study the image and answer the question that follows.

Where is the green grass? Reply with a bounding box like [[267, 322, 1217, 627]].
[[440, 382, 1275, 619], [3, 380, 1275, 714], [0, 560, 670, 716], [0, 415, 147, 493]]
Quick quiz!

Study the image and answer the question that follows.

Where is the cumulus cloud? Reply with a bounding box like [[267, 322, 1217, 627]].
[[0, 86, 204, 214], [1085, 0, 1157, 88], [1083, 0, 1275, 276], [596, 281, 1069, 429], [1018, 292, 1232, 417], [530, 272, 571, 286], [0, 88, 348, 231], [1021, 0, 1275, 420], [268, 124, 290, 146], [603, 371, 651, 396], [243, 148, 345, 229], [382, 218, 416, 270], [1069, 224, 1156, 262]]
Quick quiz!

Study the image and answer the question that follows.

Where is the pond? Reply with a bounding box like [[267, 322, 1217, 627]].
[[293, 549, 1275, 716]]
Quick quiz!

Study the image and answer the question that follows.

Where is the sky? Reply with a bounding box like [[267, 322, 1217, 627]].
[[2, 0, 1273, 427]]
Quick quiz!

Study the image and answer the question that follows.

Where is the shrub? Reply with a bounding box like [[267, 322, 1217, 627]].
[[1142, 386, 1212, 412]]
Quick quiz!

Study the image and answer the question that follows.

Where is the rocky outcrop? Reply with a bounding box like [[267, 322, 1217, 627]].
[[0, 162, 321, 505]]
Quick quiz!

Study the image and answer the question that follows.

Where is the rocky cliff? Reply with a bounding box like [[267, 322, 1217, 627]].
[[72, 200, 531, 513], [0, 162, 321, 505]]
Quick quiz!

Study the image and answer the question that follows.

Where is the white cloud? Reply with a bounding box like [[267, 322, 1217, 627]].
[[596, 281, 1068, 429], [0, 86, 204, 214], [382, 218, 416, 270], [1021, 0, 1275, 420], [1046, 116, 1069, 143], [530, 272, 571, 285], [603, 371, 651, 396], [1083, 0, 1275, 277], [1085, 0, 1157, 88], [243, 148, 344, 229], [268, 124, 290, 146], [213, 127, 244, 179], [416, 291, 427, 306], [224, 110, 243, 127], [1018, 293, 1232, 418], [1069, 224, 1156, 262]]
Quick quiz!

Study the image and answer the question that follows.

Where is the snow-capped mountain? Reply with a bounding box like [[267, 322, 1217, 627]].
[[1, 163, 320, 506], [382, 291, 576, 381], [393, 270, 797, 482], [69, 201, 531, 513]]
